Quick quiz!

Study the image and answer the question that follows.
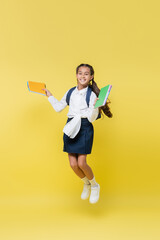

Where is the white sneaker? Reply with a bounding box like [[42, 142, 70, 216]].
[[89, 184, 100, 204], [81, 184, 91, 200]]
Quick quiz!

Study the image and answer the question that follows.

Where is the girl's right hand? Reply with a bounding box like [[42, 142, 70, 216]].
[[42, 88, 53, 97], [93, 97, 99, 106]]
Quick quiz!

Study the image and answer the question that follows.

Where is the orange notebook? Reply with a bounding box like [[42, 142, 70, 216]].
[[27, 81, 46, 96]]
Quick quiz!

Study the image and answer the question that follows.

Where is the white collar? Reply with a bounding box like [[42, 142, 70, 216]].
[[75, 86, 88, 95]]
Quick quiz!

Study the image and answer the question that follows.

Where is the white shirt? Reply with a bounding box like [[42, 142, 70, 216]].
[[48, 86, 99, 138]]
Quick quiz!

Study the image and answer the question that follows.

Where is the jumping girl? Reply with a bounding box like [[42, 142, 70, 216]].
[[43, 63, 113, 204]]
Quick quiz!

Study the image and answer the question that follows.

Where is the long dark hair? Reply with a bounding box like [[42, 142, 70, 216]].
[[76, 63, 113, 118]]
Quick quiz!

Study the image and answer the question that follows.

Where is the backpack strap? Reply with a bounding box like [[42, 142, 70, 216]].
[[66, 86, 76, 105], [86, 86, 92, 107]]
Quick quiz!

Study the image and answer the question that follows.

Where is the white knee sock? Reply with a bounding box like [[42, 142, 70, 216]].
[[89, 176, 98, 187], [81, 176, 90, 185]]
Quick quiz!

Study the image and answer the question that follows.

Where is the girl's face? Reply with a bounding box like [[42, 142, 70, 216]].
[[76, 67, 93, 88]]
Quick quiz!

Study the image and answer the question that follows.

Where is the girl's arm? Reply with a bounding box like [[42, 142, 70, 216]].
[[86, 92, 99, 122], [43, 88, 68, 112]]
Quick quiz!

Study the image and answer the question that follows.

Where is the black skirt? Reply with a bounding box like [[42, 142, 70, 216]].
[[63, 118, 94, 154]]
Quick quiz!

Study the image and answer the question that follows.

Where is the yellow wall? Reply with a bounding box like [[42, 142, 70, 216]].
[[0, 0, 160, 198], [0, 1, 160, 239]]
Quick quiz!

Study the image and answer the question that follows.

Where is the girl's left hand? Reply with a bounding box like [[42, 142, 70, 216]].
[[42, 88, 52, 97], [93, 97, 99, 106]]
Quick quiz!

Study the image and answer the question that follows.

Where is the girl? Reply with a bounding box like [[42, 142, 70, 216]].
[[43, 63, 112, 204]]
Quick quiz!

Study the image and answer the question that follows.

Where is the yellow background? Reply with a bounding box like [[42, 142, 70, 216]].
[[0, 0, 160, 239]]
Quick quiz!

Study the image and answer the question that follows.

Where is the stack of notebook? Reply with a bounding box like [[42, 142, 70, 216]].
[[94, 85, 112, 108], [27, 81, 46, 96]]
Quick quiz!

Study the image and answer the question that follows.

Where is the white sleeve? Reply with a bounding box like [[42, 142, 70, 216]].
[[87, 92, 99, 123], [48, 90, 68, 112]]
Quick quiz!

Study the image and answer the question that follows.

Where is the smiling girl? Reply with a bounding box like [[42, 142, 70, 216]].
[[43, 63, 112, 204]]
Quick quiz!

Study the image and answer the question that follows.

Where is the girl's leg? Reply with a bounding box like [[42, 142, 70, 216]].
[[68, 153, 85, 178], [78, 154, 100, 204], [77, 154, 94, 180], [69, 153, 90, 200]]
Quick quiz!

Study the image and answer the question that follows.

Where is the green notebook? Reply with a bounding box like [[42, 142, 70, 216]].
[[94, 84, 112, 108]]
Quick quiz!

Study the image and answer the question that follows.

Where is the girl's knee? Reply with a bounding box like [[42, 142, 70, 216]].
[[77, 154, 87, 170], [70, 160, 78, 170], [78, 160, 87, 170]]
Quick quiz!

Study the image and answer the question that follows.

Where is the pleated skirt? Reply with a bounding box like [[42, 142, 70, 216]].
[[63, 118, 94, 154]]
